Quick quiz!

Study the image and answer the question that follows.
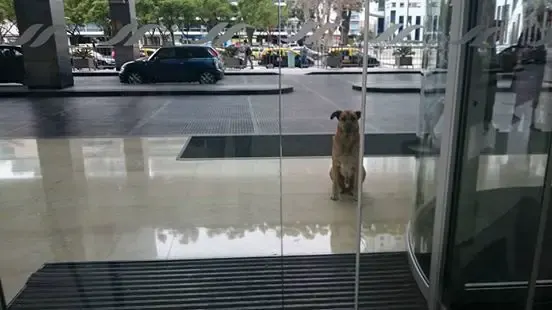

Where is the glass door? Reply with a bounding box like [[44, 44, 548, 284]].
[[427, 0, 552, 308]]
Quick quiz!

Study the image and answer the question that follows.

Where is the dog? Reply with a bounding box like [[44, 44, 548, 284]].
[[329, 110, 366, 201]]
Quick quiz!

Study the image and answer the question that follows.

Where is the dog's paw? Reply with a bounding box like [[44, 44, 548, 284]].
[[330, 193, 339, 201]]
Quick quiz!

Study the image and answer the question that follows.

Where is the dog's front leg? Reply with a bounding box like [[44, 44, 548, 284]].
[[330, 166, 341, 201]]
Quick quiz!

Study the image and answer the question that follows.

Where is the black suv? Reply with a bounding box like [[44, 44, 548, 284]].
[[119, 45, 224, 84], [0, 45, 24, 84]]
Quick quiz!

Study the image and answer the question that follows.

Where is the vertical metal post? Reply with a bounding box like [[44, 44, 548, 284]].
[[525, 136, 552, 310], [354, 0, 371, 309], [427, 0, 469, 309], [277, 1, 285, 310]]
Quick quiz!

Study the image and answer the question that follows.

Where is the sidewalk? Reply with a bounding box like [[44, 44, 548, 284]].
[[72, 67, 422, 77], [0, 83, 294, 98]]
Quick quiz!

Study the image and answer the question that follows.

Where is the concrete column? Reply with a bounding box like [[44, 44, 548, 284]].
[[13, 0, 73, 89], [109, 0, 139, 70]]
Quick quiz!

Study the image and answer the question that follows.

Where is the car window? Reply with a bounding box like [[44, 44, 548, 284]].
[[188, 47, 210, 58], [154, 48, 176, 59], [175, 48, 192, 59]]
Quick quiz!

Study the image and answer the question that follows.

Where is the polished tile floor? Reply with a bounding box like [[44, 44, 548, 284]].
[[0, 137, 548, 302]]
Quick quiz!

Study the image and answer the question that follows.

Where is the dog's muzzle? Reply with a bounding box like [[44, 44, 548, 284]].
[[343, 124, 354, 133]]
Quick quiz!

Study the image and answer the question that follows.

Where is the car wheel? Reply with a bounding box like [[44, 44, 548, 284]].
[[126, 72, 144, 84], [199, 72, 217, 84]]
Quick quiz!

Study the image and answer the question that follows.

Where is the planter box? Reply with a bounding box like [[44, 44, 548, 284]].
[[223, 56, 243, 69], [72, 58, 94, 70], [326, 56, 342, 68], [395, 56, 413, 67]]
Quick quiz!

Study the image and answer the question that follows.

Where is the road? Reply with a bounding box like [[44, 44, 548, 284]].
[[0, 74, 515, 138]]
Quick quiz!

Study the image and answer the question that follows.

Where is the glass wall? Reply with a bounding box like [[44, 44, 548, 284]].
[[417, 0, 552, 308], [408, 0, 453, 291]]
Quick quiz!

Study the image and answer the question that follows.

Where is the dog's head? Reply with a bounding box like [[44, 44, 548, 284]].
[[330, 110, 361, 134]]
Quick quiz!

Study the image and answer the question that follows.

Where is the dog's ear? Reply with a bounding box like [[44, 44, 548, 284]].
[[330, 110, 342, 120], [355, 111, 361, 119]]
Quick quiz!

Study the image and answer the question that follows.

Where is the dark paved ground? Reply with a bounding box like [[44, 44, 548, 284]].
[[0, 74, 516, 138]]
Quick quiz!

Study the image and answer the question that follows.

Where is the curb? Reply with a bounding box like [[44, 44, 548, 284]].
[[0, 85, 294, 98], [306, 70, 421, 75], [72, 71, 279, 77], [352, 84, 552, 93]]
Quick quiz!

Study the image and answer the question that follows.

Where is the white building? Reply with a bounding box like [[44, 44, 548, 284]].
[[379, 0, 426, 42]]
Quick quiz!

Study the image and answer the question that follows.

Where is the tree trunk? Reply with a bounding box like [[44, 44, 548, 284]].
[[169, 30, 175, 45], [246, 27, 255, 45], [340, 10, 352, 45], [147, 28, 157, 45]]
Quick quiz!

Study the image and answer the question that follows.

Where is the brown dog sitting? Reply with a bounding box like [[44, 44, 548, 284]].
[[329, 110, 366, 201]]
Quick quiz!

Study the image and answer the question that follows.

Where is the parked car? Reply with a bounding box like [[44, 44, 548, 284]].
[[119, 45, 224, 84], [496, 45, 518, 73], [0, 45, 24, 84]]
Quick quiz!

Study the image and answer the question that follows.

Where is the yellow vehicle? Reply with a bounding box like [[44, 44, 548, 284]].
[[250, 46, 263, 60], [328, 47, 360, 56], [140, 47, 158, 57], [260, 47, 299, 57], [328, 47, 362, 65]]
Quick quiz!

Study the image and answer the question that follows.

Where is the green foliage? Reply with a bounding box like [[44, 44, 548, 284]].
[[136, 0, 161, 25], [222, 45, 239, 57], [64, 0, 92, 36], [0, 0, 15, 22], [72, 47, 93, 58], [0, 0, 15, 41], [238, 0, 287, 31], [157, 0, 198, 44], [87, 0, 112, 36], [196, 0, 234, 29], [393, 46, 415, 57]]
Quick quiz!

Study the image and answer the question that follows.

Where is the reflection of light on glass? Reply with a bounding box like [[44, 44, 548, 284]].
[[82, 138, 126, 178], [166, 226, 333, 258], [361, 223, 407, 253], [0, 160, 40, 179], [0, 139, 41, 179], [143, 137, 191, 178]]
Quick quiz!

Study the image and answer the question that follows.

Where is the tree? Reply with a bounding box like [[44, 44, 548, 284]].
[[64, 0, 92, 44], [335, 0, 362, 45], [174, 0, 199, 44], [136, 0, 161, 44], [238, 0, 288, 44], [157, 0, 196, 45], [0, 0, 16, 42], [196, 0, 233, 30], [87, 0, 112, 38]]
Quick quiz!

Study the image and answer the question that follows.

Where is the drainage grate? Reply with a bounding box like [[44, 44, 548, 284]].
[[8, 253, 427, 310]]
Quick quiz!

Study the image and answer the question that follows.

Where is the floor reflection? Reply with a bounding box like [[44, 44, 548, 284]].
[[0, 137, 546, 302]]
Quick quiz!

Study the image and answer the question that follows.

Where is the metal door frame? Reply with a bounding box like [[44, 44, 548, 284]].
[[427, 0, 471, 309]]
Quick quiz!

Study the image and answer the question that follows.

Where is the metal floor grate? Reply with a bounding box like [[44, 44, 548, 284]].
[[8, 253, 427, 310]]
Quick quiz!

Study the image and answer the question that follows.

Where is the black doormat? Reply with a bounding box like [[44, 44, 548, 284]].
[[8, 253, 427, 310], [177, 132, 551, 159]]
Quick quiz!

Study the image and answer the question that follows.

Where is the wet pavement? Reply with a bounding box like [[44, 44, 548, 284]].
[[0, 74, 517, 138]]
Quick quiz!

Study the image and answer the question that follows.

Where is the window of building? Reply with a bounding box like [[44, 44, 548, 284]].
[[409, 2, 421, 8], [390, 10, 396, 24], [400, 2, 404, 7], [399, 16, 404, 31], [415, 16, 422, 40], [392, 2, 396, 7]]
